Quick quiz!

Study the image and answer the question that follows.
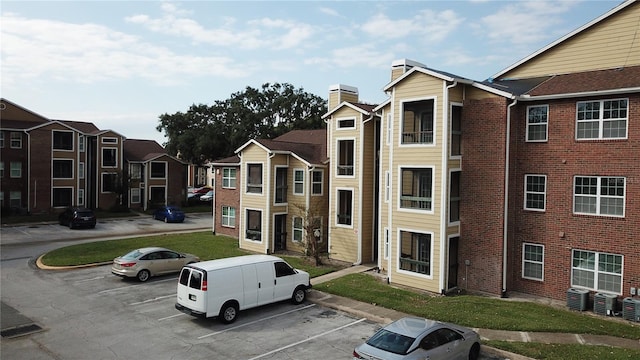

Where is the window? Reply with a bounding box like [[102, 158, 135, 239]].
[[293, 216, 303, 242], [274, 262, 296, 277], [451, 105, 462, 155], [293, 169, 304, 195], [78, 135, 85, 152], [400, 168, 433, 211], [574, 176, 625, 217], [0, 131, 4, 148], [337, 139, 354, 176], [102, 148, 117, 167], [222, 206, 235, 227], [522, 243, 544, 281], [449, 171, 461, 222], [275, 167, 287, 203], [524, 175, 546, 211], [526, 105, 548, 142], [130, 188, 140, 203], [150, 162, 166, 178], [384, 171, 390, 203], [311, 170, 323, 195], [79, 162, 85, 179], [337, 189, 352, 226], [53, 131, 74, 150], [53, 159, 73, 178], [576, 99, 627, 139], [246, 209, 262, 241], [101, 137, 118, 144], [386, 113, 392, 145], [402, 99, 434, 144], [10, 162, 21, 178], [247, 164, 263, 193], [572, 250, 622, 293], [10, 191, 21, 208], [0, 191, 3, 207], [0, 162, 3, 178], [130, 163, 141, 179], [222, 168, 236, 188], [399, 230, 431, 275], [338, 118, 355, 129], [52, 188, 72, 207], [149, 186, 165, 205], [78, 189, 85, 206], [102, 173, 118, 192], [383, 227, 390, 260], [10, 132, 22, 148]]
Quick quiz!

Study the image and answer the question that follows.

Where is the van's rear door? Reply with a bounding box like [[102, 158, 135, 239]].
[[176, 267, 207, 315]]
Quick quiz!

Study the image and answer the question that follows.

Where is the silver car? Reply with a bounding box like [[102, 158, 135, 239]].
[[111, 247, 200, 282], [353, 317, 481, 360]]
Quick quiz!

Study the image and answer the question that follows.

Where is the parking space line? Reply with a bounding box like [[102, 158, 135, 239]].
[[197, 304, 316, 339], [246, 318, 367, 360], [74, 276, 107, 284], [158, 313, 185, 321], [128, 294, 175, 306]]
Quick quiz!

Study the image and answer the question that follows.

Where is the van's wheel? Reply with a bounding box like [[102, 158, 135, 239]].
[[219, 301, 238, 324], [292, 286, 306, 304], [164, 217, 168, 223], [137, 270, 150, 282], [468, 343, 480, 360]]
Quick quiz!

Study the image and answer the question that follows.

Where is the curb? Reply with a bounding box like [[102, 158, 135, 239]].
[[36, 255, 112, 270]]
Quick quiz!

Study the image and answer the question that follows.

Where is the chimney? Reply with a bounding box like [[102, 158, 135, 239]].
[[391, 59, 427, 81], [328, 84, 358, 111]]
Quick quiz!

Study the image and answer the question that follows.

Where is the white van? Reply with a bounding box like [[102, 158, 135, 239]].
[[175, 255, 311, 323]]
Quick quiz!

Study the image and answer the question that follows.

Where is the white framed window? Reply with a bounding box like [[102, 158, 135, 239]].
[[293, 169, 304, 195], [0, 131, 4, 148], [150, 161, 166, 179], [384, 171, 390, 203], [274, 167, 287, 204], [10, 162, 21, 178], [336, 188, 353, 227], [524, 175, 546, 211], [222, 206, 236, 227], [574, 176, 625, 217], [311, 170, 323, 195], [383, 227, 389, 260], [576, 99, 627, 140], [245, 209, 262, 241], [337, 117, 355, 129], [449, 171, 461, 223], [526, 105, 548, 142], [101, 173, 118, 193], [522, 243, 544, 281], [52, 131, 74, 150], [52, 187, 72, 207], [102, 148, 117, 167], [247, 164, 263, 194], [292, 216, 303, 242], [10, 132, 22, 148], [337, 139, 355, 176], [0, 191, 3, 207], [53, 159, 73, 179], [450, 104, 462, 156], [10, 191, 21, 208], [398, 229, 432, 276], [78, 189, 85, 206], [130, 188, 140, 204], [78, 135, 85, 152], [401, 98, 435, 145], [101, 137, 118, 144], [79, 162, 85, 179], [572, 249, 622, 294], [129, 163, 141, 180], [0, 162, 3, 178], [399, 167, 433, 212], [386, 113, 392, 146], [222, 168, 236, 189]]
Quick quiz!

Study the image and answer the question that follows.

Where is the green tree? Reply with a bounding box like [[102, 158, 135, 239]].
[[156, 83, 326, 165]]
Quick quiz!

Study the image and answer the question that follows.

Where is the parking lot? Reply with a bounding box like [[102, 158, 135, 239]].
[[1, 264, 381, 359]]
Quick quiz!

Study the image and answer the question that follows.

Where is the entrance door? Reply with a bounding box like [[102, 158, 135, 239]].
[[274, 215, 287, 251], [447, 237, 459, 290]]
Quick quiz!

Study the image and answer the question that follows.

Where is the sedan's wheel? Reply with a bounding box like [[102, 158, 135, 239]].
[[219, 302, 238, 324], [292, 286, 306, 304], [468, 343, 480, 360], [137, 270, 151, 282]]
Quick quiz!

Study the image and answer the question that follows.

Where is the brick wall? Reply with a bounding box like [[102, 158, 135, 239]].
[[213, 166, 240, 239]]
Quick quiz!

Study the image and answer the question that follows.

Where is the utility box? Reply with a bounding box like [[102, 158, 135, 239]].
[[594, 293, 618, 316], [567, 288, 589, 311], [623, 297, 640, 322]]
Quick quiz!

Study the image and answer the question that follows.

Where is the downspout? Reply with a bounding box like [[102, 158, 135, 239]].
[[323, 117, 333, 260], [440, 81, 457, 294], [502, 98, 518, 298], [237, 153, 244, 250], [267, 152, 275, 254], [26, 131, 31, 213], [211, 167, 216, 235]]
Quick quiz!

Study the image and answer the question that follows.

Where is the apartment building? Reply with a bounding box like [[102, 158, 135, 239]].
[[210, 155, 241, 239], [0, 98, 187, 215], [323, 0, 639, 301]]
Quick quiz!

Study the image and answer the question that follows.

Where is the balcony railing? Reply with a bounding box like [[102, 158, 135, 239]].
[[400, 195, 432, 210], [337, 165, 354, 176], [402, 131, 433, 144]]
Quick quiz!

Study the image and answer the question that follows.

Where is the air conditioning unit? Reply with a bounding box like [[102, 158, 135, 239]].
[[594, 293, 618, 316], [567, 288, 589, 311], [622, 298, 640, 322]]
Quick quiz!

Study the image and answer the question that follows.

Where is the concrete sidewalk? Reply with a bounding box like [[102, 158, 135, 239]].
[[307, 265, 640, 359]]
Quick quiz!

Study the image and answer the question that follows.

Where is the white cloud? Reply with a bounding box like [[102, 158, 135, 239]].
[[318, 7, 341, 18], [304, 44, 394, 70], [360, 9, 464, 42]]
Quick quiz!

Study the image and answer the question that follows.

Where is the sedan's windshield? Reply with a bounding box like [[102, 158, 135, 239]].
[[122, 250, 144, 260], [366, 329, 415, 355]]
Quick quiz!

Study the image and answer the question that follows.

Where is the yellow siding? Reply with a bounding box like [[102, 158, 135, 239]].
[[501, 3, 640, 79], [361, 120, 375, 263], [239, 144, 269, 253]]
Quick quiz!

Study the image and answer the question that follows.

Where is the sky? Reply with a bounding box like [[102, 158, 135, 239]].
[[1, 0, 626, 145]]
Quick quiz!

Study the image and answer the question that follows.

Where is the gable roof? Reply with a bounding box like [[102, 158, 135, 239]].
[[322, 101, 379, 119], [492, 0, 637, 80], [383, 66, 474, 92], [57, 120, 101, 134], [209, 154, 241, 166], [235, 129, 327, 165], [124, 139, 185, 163]]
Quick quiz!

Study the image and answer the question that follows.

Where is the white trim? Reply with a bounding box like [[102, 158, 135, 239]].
[[245, 162, 265, 196], [396, 165, 435, 215], [335, 137, 356, 178], [336, 116, 357, 130], [396, 227, 434, 280], [244, 207, 264, 243], [149, 160, 168, 179], [51, 130, 75, 152], [398, 96, 438, 148], [522, 243, 545, 282], [524, 174, 547, 212], [293, 168, 305, 196], [335, 187, 354, 229]]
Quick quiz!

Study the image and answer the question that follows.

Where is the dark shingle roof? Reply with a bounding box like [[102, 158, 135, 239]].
[[124, 139, 166, 161], [480, 77, 551, 96], [526, 66, 640, 96], [210, 154, 241, 165], [256, 128, 327, 164], [57, 120, 101, 134]]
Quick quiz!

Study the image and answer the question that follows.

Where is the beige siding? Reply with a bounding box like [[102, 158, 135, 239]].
[[361, 119, 375, 263], [501, 3, 640, 79], [239, 144, 269, 254]]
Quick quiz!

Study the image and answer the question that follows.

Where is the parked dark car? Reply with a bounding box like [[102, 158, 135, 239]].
[[58, 207, 97, 229], [153, 206, 185, 223]]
